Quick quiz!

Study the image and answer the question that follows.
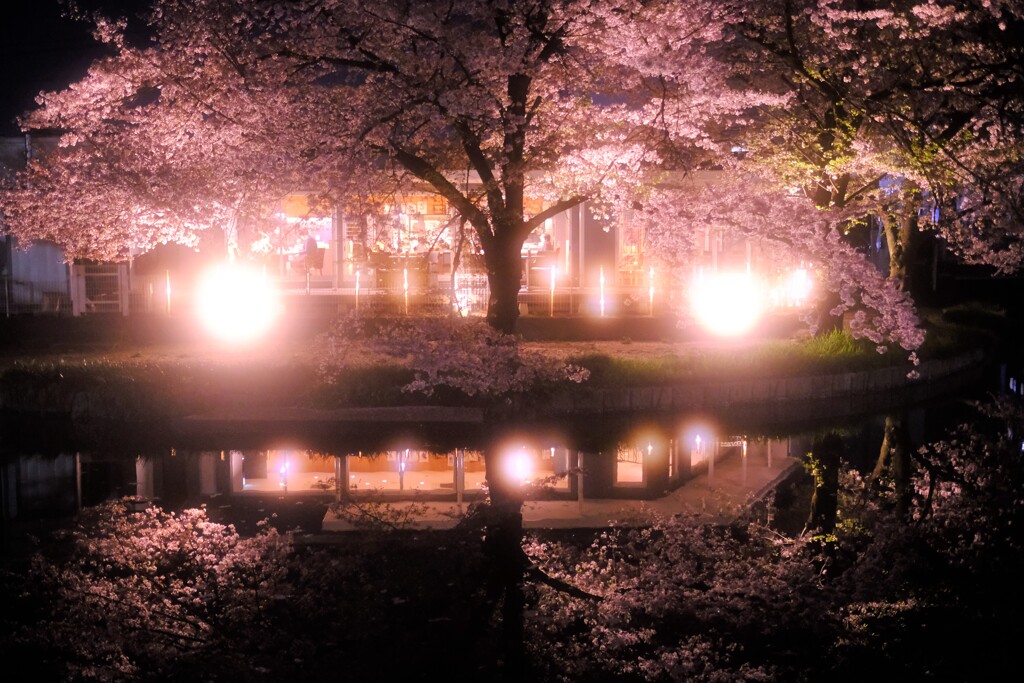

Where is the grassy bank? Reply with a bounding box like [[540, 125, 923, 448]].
[[0, 305, 1001, 414]]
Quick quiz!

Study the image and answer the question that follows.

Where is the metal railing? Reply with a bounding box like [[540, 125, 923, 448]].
[[1, 276, 71, 317], [3, 268, 664, 320]]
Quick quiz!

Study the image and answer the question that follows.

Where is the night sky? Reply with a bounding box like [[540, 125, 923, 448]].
[[0, 0, 148, 135]]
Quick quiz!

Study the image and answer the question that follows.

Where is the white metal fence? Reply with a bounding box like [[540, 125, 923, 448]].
[[1, 275, 71, 317], [5, 265, 664, 319]]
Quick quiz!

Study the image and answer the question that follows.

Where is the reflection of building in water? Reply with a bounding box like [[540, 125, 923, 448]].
[[191, 431, 793, 502], [0, 430, 803, 526]]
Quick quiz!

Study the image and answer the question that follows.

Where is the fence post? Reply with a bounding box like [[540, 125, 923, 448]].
[[70, 264, 86, 316], [118, 264, 130, 316]]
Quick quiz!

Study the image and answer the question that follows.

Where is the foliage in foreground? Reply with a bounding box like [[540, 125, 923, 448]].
[[315, 313, 589, 403], [4, 401, 1022, 681], [2, 502, 497, 682], [523, 400, 1024, 682]]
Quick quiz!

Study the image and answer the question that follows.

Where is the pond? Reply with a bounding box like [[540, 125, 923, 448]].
[[0, 370, 999, 548]]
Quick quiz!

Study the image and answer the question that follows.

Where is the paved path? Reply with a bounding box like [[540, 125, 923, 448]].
[[322, 448, 799, 531]]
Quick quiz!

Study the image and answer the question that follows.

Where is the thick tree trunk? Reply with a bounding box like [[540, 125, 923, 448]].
[[805, 432, 843, 535], [485, 238, 524, 335], [482, 449, 528, 680], [872, 414, 912, 516]]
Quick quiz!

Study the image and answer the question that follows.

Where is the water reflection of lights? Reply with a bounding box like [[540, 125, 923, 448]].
[[231, 448, 572, 494], [504, 448, 535, 486]]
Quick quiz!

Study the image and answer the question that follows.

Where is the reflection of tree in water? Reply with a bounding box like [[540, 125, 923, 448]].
[[11, 403, 1024, 681]]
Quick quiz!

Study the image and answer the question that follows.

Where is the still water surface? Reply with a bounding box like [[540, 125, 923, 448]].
[[1, 383, 990, 546]]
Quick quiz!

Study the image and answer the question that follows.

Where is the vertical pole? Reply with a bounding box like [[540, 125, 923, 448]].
[[455, 448, 463, 513], [453, 270, 459, 315], [742, 439, 748, 485], [165, 270, 171, 315], [403, 267, 409, 315], [708, 438, 716, 481], [355, 270, 360, 311], [71, 265, 86, 317], [649, 267, 654, 316], [333, 207, 342, 290], [75, 453, 83, 512], [1, 238, 8, 317], [549, 267, 555, 317], [712, 229, 719, 272], [576, 451, 584, 516], [118, 265, 129, 316], [334, 457, 342, 502], [668, 438, 674, 481], [768, 439, 773, 469], [599, 266, 605, 317], [578, 203, 586, 287]]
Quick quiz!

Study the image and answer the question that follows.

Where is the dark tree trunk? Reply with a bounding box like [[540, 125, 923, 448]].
[[484, 234, 525, 335], [482, 449, 528, 680], [872, 414, 912, 516], [805, 432, 843, 535]]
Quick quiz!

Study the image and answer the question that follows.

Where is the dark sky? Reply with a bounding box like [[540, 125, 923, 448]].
[[0, 0, 149, 135]]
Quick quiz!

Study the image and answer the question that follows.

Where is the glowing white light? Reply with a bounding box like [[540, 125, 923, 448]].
[[550, 267, 557, 317], [691, 271, 764, 336], [787, 268, 812, 306], [649, 267, 654, 313], [196, 263, 280, 343], [503, 449, 534, 485]]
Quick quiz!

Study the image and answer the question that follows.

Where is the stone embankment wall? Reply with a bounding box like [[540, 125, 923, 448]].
[[0, 350, 988, 428], [532, 351, 987, 423]]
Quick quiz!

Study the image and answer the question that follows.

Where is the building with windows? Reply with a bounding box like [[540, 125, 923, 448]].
[[3, 132, 823, 326]]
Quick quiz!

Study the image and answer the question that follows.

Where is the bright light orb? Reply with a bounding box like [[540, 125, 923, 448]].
[[196, 263, 280, 344], [786, 268, 812, 306], [502, 449, 534, 485], [691, 271, 764, 337]]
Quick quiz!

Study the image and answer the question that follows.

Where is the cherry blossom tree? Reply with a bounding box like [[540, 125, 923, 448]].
[[17, 501, 293, 680], [1, 0, 767, 333], [637, 1, 1024, 359], [522, 400, 1024, 681], [316, 312, 589, 402], [640, 175, 927, 359], [728, 0, 1024, 285]]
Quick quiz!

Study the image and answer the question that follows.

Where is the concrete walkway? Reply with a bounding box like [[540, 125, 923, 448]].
[[322, 448, 799, 531]]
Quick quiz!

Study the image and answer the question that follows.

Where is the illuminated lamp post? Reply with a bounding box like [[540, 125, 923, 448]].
[[403, 267, 409, 315], [279, 458, 289, 492], [355, 270, 361, 311], [648, 267, 654, 316], [549, 266, 556, 317]]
